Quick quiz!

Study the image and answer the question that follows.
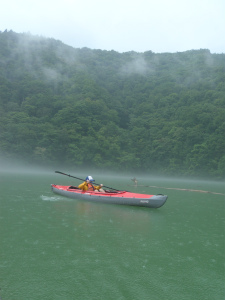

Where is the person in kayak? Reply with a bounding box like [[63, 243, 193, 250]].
[[78, 176, 105, 193]]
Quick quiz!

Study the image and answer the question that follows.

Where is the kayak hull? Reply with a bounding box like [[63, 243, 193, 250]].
[[51, 184, 168, 208]]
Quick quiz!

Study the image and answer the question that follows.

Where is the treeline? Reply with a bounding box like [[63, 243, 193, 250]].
[[0, 30, 225, 178]]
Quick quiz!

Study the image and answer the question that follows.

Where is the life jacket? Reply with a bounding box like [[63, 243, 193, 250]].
[[87, 183, 95, 191]]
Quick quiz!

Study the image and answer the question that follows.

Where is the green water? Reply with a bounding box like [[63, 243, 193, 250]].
[[0, 171, 224, 300]]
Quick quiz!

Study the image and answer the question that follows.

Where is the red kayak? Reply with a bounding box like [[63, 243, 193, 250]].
[[51, 184, 168, 208]]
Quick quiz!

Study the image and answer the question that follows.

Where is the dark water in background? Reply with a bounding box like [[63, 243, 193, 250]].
[[0, 171, 224, 300]]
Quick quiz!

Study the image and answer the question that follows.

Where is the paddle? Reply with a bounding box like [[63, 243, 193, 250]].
[[55, 171, 121, 191]]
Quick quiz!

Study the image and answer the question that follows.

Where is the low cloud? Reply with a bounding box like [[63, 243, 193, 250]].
[[120, 56, 149, 76]]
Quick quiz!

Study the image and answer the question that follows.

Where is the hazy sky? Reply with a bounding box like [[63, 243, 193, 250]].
[[1, 0, 224, 53]]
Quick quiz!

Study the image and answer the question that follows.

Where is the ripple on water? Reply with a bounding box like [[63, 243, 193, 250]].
[[40, 195, 63, 201]]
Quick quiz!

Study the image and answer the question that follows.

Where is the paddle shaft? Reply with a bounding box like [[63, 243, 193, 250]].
[[55, 171, 120, 191]]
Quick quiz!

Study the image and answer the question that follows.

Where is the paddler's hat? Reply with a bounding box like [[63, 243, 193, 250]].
[[86, 175, 94, 182]]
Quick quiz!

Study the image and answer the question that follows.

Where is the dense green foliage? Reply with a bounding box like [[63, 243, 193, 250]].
[[0, 30, 225, 178]]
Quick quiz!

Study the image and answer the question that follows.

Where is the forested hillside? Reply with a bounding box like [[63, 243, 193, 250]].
[[0, 30, 225, 178]]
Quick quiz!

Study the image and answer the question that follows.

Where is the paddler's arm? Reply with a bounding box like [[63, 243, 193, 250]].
[[94, 184, 104, 191], [78, 181, 88, 191]]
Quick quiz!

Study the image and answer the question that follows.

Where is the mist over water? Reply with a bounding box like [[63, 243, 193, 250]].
[[1, 155, 224, 184]]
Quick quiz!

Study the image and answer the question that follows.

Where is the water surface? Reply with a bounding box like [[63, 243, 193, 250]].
[[0, 172, 224, 300]]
